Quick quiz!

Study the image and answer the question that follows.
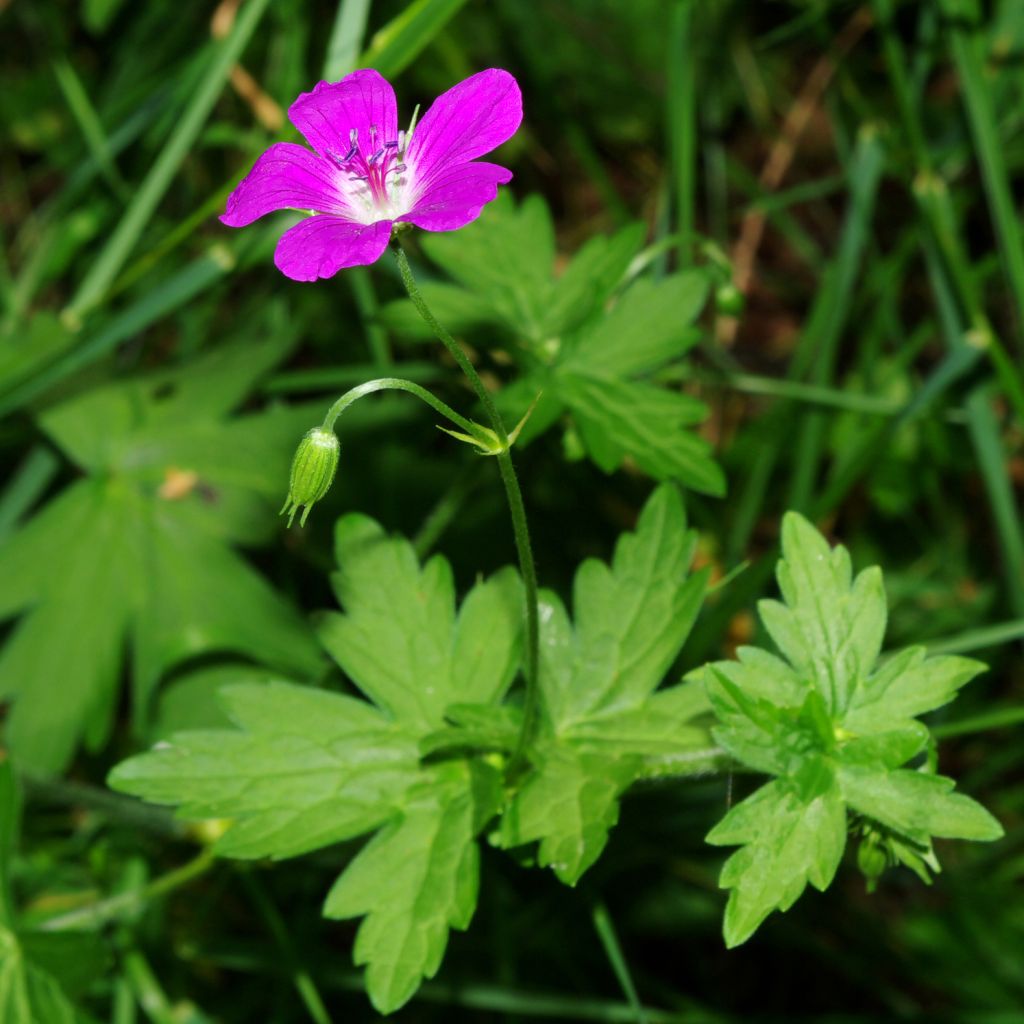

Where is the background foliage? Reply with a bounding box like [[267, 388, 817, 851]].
[[2, 0, 1023, 1020]]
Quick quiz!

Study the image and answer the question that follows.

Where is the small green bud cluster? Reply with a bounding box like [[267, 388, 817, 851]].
[[281, 427, 340, 527]]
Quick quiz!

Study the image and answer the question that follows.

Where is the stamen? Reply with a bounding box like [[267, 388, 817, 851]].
[[405, 105, 421, 147], [343, 142, 358, 162], [384, 140, 399, 149], [368, 147, 384, 164]]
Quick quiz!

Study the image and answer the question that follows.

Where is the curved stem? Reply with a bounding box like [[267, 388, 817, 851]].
[[38, 847, 216, 932], [321, 376, 480, 436], [392, 239, 540, 775]]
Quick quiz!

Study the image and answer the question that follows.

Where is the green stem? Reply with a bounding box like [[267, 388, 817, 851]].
[[321, 376, 481, 437], [241, 870, 335, 1024], [392, 239, 541, 775], [38, 847, 216, 932]]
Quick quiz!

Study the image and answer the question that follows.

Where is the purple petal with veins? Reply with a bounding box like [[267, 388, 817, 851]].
[[274, 217, 393, 281], [400, 162, 513, 233], [405, 69, 522, 194], [220, 68, 522, 280], [219, 142, 352, 226], [288, 70, 398, 164]]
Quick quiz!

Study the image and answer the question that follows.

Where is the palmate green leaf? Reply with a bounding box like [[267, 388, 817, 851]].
[[0, 337, 323, 774], [0, 313, 76, 396], [111, 681, 419, 859], [112, 516, 524, 1013], [383, 193, 721, 492], [395, 193, 646, 345], [558, 271, 707, 378], [419, 192, 558, 339], [376, 281, 496, 341], [501, 748, 638, 883], [318, 515, 523, 730], [555, 373, 724, 496], [706, 766, 846, 947], [838, 766, 1002, 843], [324, 760, 502, 1013], [704, 512, 1002, 945], [501, 485, 716, 883]]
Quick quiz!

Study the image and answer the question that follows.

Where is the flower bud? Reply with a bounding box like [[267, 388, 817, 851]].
[[856, 834, 888, 893], [714, 282, 745, 317], [281, 427, 340, 527]]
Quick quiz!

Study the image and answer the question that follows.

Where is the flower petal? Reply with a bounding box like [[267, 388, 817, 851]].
[[220, 143, 347, 227], [273, 216, 393, 281], [288, 70, 398, 162], [400, 161, 512, 232], [406, 69, 522, 191]]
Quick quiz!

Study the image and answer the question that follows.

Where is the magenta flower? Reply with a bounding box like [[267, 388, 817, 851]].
[[220, 68, 522, 281]]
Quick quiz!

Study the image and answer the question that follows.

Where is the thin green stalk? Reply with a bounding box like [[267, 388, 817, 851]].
[[323, 0, 372, 79], [932, 705, 1024, 740], [698, 370, 963, 418], [392, 239, 540, 774], [64, 0, 272, 323], [922, 237, 1024, 617], [871, 0, 931, 168], [349, 269, 392, 368], [591, 903, 648, 1024], [940, 0, 1024, 352], [241, 870, 335, 1024], [787, 125, 885, 513], [38, 848, 215, 932], [320, 376, 481, 438], [52, 56, 128, 200], [873, 0, 1024, 420], [963, 387, 1024, 615], [413, 462, 484, 558], [725, 127, 884, 561], [667, 0, 698, 267], [923, 618, 1024, 656], [912, 166, 1024, 426], [122, 948, 183, 1024]]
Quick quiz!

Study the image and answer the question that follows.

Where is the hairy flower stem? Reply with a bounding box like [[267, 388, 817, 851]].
[[321, 376, 481, 436], [392, 239, 540, 777]]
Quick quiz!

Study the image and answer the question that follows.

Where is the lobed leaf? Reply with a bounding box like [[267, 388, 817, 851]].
[[703, 513, 1002, 945], [501, 485, 714, 883], [758, 512, 886, 715], [707, 770, 846, 947], [111, 516, 524, 1011], [838, 766, 1003, 843], [557, 373, 724, 496], [0, 338, 323, 774], [500, 748, 637, 885], [324, 761, 500, 1013], [560, 270, 707, 377], [318, 515, 522, 729], [110, 681, 419, 859]]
